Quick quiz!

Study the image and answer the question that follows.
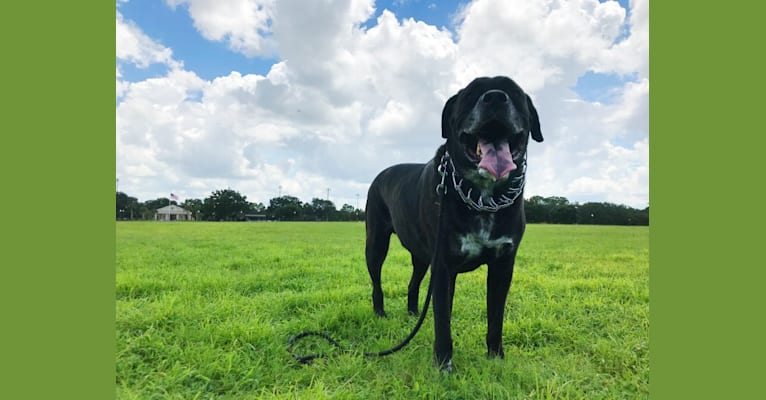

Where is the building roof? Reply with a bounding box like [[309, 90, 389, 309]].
[[155, 205, 192, 214]]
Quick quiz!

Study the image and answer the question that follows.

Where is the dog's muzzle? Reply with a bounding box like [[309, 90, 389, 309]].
[[458, 90, 526, 180], [480, 90, 510, 106]]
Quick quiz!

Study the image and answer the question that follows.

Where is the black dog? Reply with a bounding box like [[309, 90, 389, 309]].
[[365, 76, 543, 371]]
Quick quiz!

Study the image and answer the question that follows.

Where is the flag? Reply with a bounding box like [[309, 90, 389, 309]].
[[170, 193, 179, 201]]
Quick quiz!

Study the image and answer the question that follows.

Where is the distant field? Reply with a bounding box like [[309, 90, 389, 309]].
[[116, 222, 648, 399]]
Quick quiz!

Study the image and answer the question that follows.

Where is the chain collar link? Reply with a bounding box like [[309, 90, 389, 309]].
[[437, 151, 526, 212]]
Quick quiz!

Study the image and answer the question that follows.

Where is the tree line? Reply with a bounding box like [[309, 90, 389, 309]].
[[525, 196, 648, 225], [116, 189, 364, 222], [116, 189, 648, 225]]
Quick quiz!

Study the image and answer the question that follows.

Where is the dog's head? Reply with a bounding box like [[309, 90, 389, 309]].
[[441, 76, 543, 189]]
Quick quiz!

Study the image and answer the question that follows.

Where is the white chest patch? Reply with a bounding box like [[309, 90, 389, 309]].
[[458, 215, 514, 258], [459, 232, 514, 258]]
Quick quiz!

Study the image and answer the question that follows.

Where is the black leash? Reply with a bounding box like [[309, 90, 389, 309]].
[[286, 152, 452, 365], [287, 280, 433, 364]]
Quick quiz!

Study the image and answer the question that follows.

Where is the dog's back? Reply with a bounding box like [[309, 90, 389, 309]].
[[366, 161, 441, 254], [366, 164, 426, 228], [364, 162, 438, 316]]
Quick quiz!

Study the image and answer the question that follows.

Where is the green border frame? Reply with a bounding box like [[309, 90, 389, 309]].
[[3, 1, 762, 398], [2, 3, 115, 399], [651, 2, 764, 399]]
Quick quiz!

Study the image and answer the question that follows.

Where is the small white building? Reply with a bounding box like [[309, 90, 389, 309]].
[[155, 205, 194, 221]]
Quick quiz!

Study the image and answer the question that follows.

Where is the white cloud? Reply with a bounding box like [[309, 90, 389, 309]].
[[166, 0, 277, 57], [452, 0, 648, 207], [565, 138, 648, 207], [598, 0, 649, 78], [454, 0, 632, 90], [116, 0, 649, 209], [116, 11, 181, 69], [368, 100, 415, 137]]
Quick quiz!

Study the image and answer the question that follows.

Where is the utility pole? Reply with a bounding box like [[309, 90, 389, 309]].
[[326, 188, 330, 201]]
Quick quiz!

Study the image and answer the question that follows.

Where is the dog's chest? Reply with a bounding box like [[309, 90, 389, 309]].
[[457, 215, 514, 259]]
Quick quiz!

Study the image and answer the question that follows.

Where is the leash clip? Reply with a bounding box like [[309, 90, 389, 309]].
[[436, 151, 450, 196]]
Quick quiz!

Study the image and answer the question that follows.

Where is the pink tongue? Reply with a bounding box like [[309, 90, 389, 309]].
[[478, 140, 517, 179]]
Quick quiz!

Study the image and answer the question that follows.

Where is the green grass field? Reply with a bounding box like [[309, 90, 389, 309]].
[[116, 222, 648, 399]]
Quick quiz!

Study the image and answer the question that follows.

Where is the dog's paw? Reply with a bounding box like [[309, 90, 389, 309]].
[[374, 309, 387, 318], [407, 308, 419, 317], [439, 359, 455, 374], [434, 356, 455, 373], [487, 348, 505, 359]]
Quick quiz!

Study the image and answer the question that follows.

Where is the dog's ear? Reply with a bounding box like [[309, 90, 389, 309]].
[[526, 94, 543, 142], [441, 94, 458, 139]]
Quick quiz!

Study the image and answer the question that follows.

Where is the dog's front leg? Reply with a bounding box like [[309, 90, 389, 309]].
[[432, 257, 457, 371], [486, 257, 515, 358]]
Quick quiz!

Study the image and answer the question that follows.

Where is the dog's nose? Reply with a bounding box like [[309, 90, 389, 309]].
[[480, 90, 509, 105]]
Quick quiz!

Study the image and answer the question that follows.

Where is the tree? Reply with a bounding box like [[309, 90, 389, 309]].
[[116, 192, 139, 220], [181, 198, 203, 220], [575, 202, 647, 225], [524, 196, 546, 223], [200, 189, 250, 221], [144, 197, 172, 211], [338, 204, 356, 221], [305, 198, 336, 221], [353, 208, 365, 221], [249, 202, 266, 214], [550, 203, 577, 224], [115, 189, 646, 225], [524, 196, 572, 223], [139, 197, 173, 220], [267, 196, 304, 221], [542, 196, 570, 207]]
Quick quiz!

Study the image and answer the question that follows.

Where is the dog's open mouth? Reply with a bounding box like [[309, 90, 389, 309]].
[[460, 132, 519, 180]]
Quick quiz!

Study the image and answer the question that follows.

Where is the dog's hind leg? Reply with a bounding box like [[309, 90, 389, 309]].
[[407, 255, 429, 316], [366, 218, 392, 317]]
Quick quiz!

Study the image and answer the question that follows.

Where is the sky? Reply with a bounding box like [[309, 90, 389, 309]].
[[116, 0, 648, 210]]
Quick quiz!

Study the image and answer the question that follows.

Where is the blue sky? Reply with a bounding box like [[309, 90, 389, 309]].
[[119, 0, 468, 81], [118, 0, 636, 103], [116, 0, 648, 208]]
